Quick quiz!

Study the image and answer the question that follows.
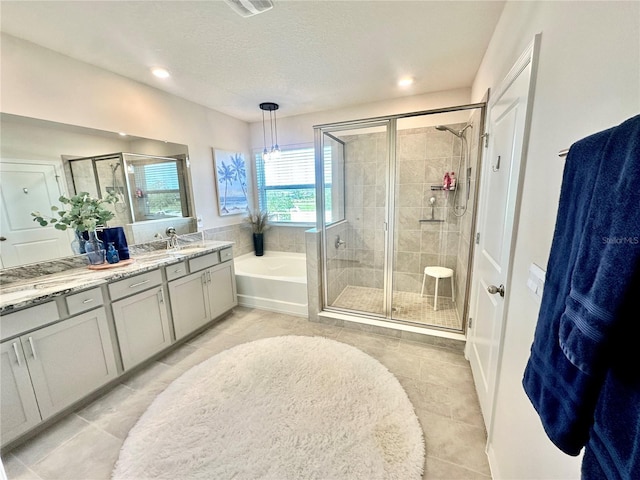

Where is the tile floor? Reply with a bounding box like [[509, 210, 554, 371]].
[[2, 307, 490, 480], [332, 285, 462, 330]]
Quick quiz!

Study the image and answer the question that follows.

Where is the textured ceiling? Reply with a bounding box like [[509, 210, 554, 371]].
[[0, 1, 505, 122]]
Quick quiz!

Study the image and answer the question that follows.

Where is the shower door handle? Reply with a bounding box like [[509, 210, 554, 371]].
[[487, 284, 505, 297]]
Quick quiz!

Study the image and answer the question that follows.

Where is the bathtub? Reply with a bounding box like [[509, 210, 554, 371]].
[[234, 251, 308, 316]]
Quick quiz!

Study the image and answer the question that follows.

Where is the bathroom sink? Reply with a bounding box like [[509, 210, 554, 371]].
[[167, 246, 207, 256]]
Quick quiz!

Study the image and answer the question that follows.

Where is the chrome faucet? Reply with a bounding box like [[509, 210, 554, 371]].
[[166, 227, 180, 250], [335, 234, 346, 249]]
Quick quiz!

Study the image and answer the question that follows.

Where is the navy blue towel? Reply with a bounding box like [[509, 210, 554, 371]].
[[581, 258, 640, 480], [100, 227, 130, 260], [523, 113, 640, 473]]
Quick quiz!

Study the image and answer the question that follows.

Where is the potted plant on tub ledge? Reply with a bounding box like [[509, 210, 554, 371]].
[[244, 209, 270, 256], [31, 191, 118, 265]]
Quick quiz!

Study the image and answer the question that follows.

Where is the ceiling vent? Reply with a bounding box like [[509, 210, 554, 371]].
[[224, 0, 273, 17]]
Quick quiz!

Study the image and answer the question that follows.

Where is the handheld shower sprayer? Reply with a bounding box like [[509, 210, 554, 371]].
[[435, 124, 472, 138], [435, 123, 473, 217]]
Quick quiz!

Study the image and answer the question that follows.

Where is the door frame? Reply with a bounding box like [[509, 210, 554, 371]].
[[466, 34, 542, 436]]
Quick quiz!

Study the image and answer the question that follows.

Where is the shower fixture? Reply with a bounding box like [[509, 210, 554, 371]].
[[435, 123, 473, 217], [110, 162, 127, 213], [435, 124, 472, 138]]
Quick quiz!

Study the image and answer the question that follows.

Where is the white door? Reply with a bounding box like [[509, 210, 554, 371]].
[[466, 37, 540, 431], [0, 161, 73, 267]]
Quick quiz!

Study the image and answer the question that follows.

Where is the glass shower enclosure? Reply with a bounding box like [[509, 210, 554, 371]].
[[314, 104, 485, 333]]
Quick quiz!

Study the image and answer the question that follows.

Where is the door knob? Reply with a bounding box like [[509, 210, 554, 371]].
[[0, 236, 6, 241], [487, 284, 505, 297]]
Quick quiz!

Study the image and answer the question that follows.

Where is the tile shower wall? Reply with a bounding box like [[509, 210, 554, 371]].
[[325, 222, 350, 305], [342, 131, 388, 292], [338, 125, 467, 298], [394, 124, 465, 297]]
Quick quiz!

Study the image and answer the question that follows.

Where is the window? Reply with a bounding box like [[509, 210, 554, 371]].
[[256, 145, 344, 224], [127, 155, 189, 221]]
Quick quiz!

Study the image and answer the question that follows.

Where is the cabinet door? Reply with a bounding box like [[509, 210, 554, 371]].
[[1, 341, 41, 444], [112, 286, 172, 370], [169, 271, 210, 340], [23, 308, 117, 419], [207, 262, 238, 320]]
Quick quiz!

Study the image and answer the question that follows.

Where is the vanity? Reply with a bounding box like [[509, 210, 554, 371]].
[[0, 241, 237, 449]]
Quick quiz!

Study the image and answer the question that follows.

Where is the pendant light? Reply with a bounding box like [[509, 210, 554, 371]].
[[259, 102, 280, 162]]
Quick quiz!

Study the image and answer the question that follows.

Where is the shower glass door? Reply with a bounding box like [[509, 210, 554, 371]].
[[391, 110, 483, 330], [315, 104, 484, 333], [317, 121, 391, 317]]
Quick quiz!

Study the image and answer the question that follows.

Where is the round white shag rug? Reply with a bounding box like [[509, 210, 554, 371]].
[[112, 335, 425, 480]]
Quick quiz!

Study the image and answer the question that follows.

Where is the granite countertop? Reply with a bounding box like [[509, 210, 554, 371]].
[[0, 240, 234, 314]]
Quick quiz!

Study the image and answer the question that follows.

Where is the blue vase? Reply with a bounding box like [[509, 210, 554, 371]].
[[84, 230, 105, 265], [106, 242, 120, 264]]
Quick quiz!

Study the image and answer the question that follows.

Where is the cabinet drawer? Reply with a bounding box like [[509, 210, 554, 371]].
[[219, 247, 233, 263], [189, 252, 220, 272], [108, 269, 162, 300], [165, 261, 188, 281], [1, 302, 60, 342], [65, 287, 104, 316]]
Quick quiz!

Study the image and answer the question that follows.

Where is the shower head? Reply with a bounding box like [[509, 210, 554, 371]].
[[435, 124, 472, 138], [111, 163, 120, 173]]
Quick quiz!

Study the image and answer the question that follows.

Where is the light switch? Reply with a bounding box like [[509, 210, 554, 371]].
[[527, 263, 546, 301]]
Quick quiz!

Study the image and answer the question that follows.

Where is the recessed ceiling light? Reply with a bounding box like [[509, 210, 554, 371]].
[[151, 67, 170, 79], [398, 77, 414, 87]]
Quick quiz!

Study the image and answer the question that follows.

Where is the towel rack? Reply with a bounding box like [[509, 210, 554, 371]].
[[558, 148, 569, 158]]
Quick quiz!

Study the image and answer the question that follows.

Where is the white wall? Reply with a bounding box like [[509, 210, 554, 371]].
[[472, 1, 640, 478], [249, 87, 473, 149], [0, 34, 251, 229]]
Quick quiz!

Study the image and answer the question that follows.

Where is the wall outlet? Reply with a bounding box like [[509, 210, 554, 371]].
[[527, 263, 546, 301]]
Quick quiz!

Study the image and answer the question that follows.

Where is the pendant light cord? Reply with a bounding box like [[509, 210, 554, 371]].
[[273, 108, 279, 149], [269, 110, 275, 151], [262, 110, 268, 153]]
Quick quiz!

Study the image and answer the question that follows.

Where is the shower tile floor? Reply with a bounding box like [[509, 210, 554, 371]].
[[2, 307, 489, 480], [332, 285, 462, 330]]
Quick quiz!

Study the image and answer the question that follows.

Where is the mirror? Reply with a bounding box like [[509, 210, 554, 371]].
[[68, 152, 191, 224], [0, 113, 195, 268]]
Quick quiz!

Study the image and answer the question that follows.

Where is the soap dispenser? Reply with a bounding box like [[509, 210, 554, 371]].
[[106, 242, 120, 264]]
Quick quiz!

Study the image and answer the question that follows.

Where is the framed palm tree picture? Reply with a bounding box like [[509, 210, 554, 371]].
[[212, 149, 249, 216]]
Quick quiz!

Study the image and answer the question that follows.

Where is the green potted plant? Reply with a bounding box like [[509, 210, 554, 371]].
[[244, 209, 270, 256], [31, 191, 118, 264]]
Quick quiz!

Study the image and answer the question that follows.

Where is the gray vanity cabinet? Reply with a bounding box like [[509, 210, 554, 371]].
[[111, 283, 172, 371], [168, 270, 211, 340], [0, 340, 41, 443], [1, 243, 237, 448], [23, 307, 118, 419], [169, 248, 237, 340], [1, 306, 118, 444], [207, 260, 237, 320]]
